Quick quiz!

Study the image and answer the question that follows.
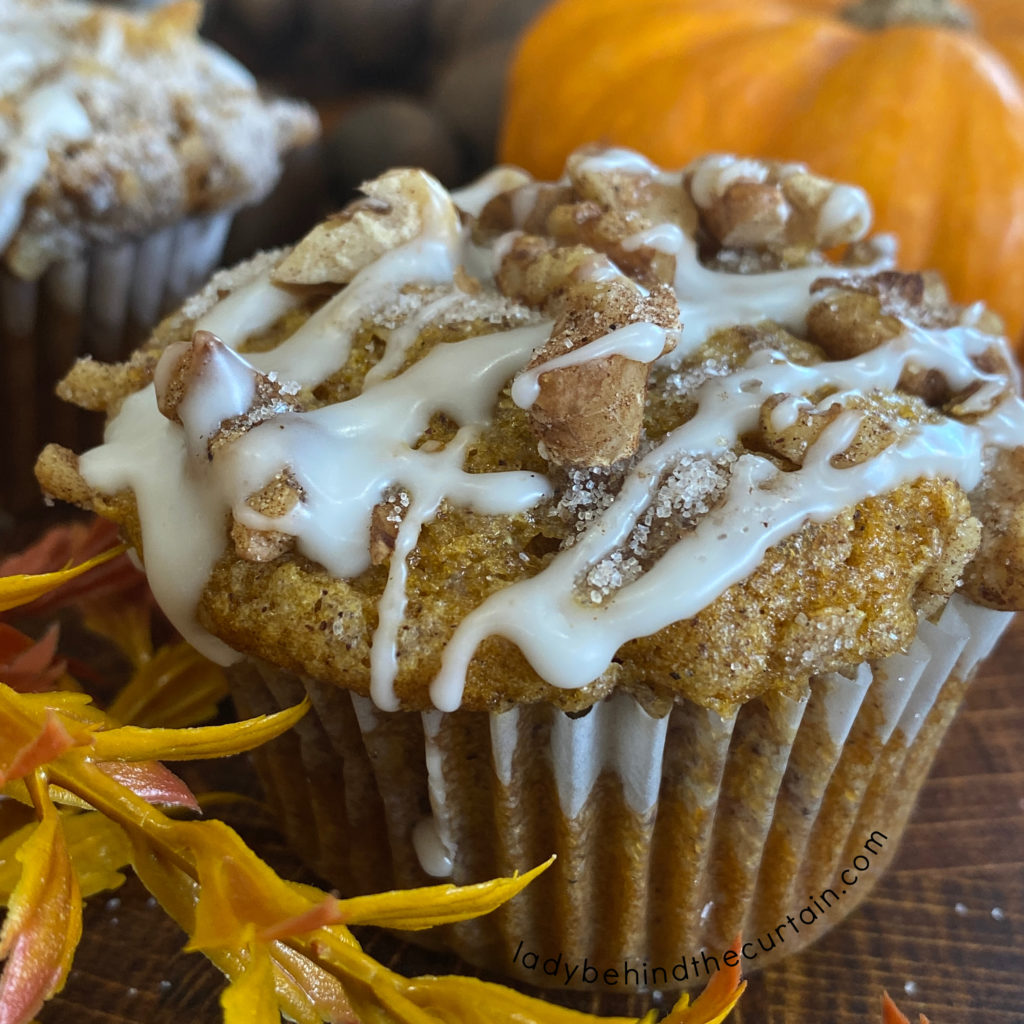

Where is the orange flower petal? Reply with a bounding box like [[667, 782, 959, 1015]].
[[662, 935, 746, 1024], [881, 991, 931, 1024], [0, 713, 88, 787], [0, 784, 82, 1024], [0, 625, 65, 694]]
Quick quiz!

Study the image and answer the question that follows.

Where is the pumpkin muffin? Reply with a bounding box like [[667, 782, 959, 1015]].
[[37, 147, 1023, 990], [1, 0, 318, 518]]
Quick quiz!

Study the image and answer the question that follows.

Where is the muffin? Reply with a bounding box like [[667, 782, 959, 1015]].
[[1, 0, 318, 518], [36, 148, 1024, 992]]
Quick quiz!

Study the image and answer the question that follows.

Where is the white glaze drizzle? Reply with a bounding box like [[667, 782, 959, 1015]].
[[76, 148, 1024, 714], [428, 324, 1024, 710], [450, 165, 531, 218], [623, 223, 883, 364]]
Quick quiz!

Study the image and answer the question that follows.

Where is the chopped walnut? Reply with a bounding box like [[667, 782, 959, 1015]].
[[154, 330, 301, 455], [370, 504, 400, 566], [496, 236, 620, 312], [34, 444, 97, 510], [806, 289, 905, 359], [524, 274, 680, 467], [684, 155, 870, 259], [757, 392, 935, 469], [231, 522, 293, 562], [478, 148, 696, 288], [231, 471, 304, 563], [273, 168, 459, 286], [56, 351, 157, 414], [81, 0, 201, 53], [808, 271, 962, 353], [475, 182, 574, 240]]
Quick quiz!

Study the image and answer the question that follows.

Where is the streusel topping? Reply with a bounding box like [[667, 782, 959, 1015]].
[[37, 148, 1024, 714]]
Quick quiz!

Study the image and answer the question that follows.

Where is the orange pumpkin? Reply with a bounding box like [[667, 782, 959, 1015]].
[[500, 0, 1024, 341]]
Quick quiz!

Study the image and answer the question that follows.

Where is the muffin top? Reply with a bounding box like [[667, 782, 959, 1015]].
[[0, 0, 318, 278], [38, 147, 1024, 713]]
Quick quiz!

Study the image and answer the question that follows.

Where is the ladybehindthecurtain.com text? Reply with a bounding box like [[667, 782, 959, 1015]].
[[511, 830, 888, 988]]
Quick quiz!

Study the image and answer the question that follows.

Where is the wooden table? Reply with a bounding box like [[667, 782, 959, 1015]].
[[37, 616, 1024, 1023]]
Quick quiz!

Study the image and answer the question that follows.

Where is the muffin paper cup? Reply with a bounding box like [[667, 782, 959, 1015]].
[[1, 210, 232, 518], [229, 595, 1013, 992]]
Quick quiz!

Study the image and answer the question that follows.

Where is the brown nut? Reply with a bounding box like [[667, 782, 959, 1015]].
[[231, 522, 294, 562], [273, 168, 459, 286], [685, 156, 870, 255], [154, 329, 302, 456], [526, 278, 680, 467]]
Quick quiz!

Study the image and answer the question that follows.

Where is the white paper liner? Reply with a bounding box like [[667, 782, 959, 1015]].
[[231, 595, 1013, 991], [1, 211, 232, 516]]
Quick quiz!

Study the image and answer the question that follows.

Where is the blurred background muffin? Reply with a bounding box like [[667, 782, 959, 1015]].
[[0, 0, 317, 522]]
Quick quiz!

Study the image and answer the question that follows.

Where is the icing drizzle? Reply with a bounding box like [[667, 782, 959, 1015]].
[[77, 149, 1024, 711]]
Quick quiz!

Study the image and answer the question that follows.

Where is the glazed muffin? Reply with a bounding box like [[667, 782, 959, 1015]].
[[37, 148, 1023, 990], [1, 0, 318, 518]]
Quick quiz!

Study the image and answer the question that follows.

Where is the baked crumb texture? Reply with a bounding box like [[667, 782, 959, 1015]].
[[37, 147, 1024, 713], [0, 0, 318, 279]]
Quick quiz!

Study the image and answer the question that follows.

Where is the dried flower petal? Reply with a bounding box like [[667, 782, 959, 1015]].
[[96, 761, 200, 812], [0, 519, 145, 619], [80, 599, 154, 668], [402, 974, 656, 1024], [0, 545, 126, 614], [88, 698, 309, 762], [338, 856, 554, 931], [0, 781, 82, 1024], [0, 712, 88, 787], [662, 937, 745, 1024], [882, 991, 930, 1024], [0, 625, 66, 693], [184, 820, 331, 953], [221, 941, 279, 1024], [104, 640, 229, 728]]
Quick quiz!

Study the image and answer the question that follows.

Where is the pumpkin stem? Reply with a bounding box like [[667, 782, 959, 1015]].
[[843, 0, 974, 30]]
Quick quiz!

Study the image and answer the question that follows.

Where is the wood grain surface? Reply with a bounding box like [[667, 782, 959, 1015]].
[[35, 617, 1024, 1024]]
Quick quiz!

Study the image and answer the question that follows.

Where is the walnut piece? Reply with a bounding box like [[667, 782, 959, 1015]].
[[232, 472, 304, 563], [154, 330, 301, 455], [369, 503, 400, 566], [273, 168, 459, 286], [477, 147, 697, 289], [756, 392, 937, 469], [521, 270, 681, 467], [56, 351, 156, 414], [685, 155, 870, 257]]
